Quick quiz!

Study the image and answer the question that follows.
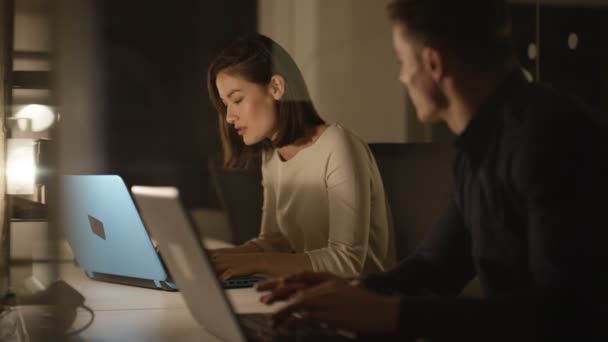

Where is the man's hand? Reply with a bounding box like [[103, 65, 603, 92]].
[[256, 272, 353, 304], [256, 271, 400, 334]]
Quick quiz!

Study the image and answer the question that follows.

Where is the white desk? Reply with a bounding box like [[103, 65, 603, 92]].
[[56, 240, 284, 341]]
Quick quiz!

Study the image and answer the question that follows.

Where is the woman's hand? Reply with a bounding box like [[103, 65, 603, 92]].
[[211, 252, 314, 280], [208, 243, 266, 279], [207, 242, 263, 256], [212, 253, 263, 280]]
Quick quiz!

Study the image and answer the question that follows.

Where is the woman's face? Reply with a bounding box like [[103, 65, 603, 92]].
[[216, 71, 280, 145]]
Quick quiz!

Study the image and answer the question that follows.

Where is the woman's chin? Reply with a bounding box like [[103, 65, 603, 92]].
[[242, 136, 260, 146]]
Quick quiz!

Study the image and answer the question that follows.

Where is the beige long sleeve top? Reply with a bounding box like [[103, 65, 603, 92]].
[[250, 123, 395, 277]]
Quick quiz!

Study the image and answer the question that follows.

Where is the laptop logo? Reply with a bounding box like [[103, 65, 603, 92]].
[[88, 215, 106, 240]]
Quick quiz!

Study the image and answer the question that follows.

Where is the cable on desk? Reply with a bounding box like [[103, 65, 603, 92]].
[[66, 304, 95, 336]]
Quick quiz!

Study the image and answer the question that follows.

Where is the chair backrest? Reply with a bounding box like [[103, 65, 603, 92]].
[[208, 155, 263, 245], [369, 143, 453, 260]]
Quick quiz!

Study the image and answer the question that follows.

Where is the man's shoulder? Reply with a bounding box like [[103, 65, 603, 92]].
[[503, 81, 605, 133]]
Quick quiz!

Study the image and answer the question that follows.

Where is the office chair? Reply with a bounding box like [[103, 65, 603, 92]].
[[369, 143, 453, 260], [208, 155, 263, 245]]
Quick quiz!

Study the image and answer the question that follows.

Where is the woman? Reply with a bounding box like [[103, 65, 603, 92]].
[[207, 34, 394, 279]]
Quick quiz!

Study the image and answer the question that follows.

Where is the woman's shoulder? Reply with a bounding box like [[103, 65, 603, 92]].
[[322, 123, 369, 152], [321, 124, 378, 178]]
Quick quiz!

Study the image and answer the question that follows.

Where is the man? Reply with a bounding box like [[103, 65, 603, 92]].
[[256, 0, 608, 340]]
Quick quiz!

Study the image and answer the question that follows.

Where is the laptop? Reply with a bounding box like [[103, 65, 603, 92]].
[[131, 185, 358, 342], [59, 175, 176, 290], [60, 175, 261, 291]]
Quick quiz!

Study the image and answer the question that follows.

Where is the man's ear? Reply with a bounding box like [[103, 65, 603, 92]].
[[421, 46, 445, 83], [269, 75, 286, 100]]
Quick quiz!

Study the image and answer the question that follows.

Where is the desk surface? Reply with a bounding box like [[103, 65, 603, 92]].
[[59, 239, 284, 341]]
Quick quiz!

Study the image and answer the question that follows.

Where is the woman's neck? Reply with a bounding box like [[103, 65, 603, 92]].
[[277, 124, 329, 161]]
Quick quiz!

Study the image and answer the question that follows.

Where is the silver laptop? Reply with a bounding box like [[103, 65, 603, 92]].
[[131, 186, 356, 342]]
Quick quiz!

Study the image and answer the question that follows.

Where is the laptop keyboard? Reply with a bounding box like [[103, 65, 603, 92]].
[[238, 313, 356, 341]]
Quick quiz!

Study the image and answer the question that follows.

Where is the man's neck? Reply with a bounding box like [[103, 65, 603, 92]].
[[443, 67, 516, 135]]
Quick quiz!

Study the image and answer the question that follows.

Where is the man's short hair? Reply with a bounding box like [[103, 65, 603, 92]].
[[387, 0, 516, 71]]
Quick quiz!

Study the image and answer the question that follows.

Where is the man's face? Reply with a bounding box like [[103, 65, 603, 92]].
[[392, 24, 447, 124]]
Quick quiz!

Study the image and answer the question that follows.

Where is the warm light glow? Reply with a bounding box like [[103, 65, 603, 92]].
[[527, 43, 537, 61], [522, 68, 533, 82], [568, 32, 579, 50], [14, 104, 55, 132], [6, 139, 37, 195]]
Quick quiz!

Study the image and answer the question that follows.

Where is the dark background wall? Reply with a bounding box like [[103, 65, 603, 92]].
[[91, 1, 607, 211], [540, 6, 608, 111], [97, 0, 257, 209], [510, 3, 608, 112]]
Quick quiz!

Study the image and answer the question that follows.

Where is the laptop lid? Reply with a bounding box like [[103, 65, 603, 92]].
[[131, 185, 247, 342], [60, 175, 174, 290]]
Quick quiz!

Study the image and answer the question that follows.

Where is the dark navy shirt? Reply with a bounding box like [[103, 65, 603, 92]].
[[364, 71, 608, 340]]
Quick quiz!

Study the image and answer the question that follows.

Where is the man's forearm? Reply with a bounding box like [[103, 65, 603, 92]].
[[363, 256, 443, 296]]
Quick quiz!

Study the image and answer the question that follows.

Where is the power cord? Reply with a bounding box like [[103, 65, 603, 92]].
[[4, 280, 95, 337], [66, 304, 95, 336]]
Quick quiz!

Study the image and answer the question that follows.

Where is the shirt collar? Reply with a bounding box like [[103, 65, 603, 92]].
[[454, 70, 528, 152]]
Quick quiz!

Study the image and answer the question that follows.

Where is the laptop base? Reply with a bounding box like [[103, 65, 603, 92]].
[[87, 271, 177, 291]]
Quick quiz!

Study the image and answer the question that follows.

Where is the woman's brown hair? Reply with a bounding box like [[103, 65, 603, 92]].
[[207, 34, 324, 170]]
